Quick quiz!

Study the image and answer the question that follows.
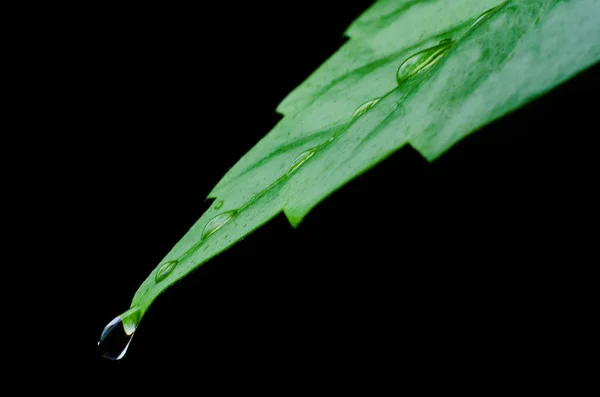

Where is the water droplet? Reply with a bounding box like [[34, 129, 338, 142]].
[[396, 40, 454, 84], [287, 148, 317, 175], [214, 200, 224, 210], [351, 98, 381, 121], [155, 260, 178, 282], [98, 307, 140, 360], [202, 210, 237, 239], [469, 4, 503, 30]]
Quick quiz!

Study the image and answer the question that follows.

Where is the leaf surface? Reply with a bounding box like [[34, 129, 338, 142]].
[[130, 0, 600, 318]]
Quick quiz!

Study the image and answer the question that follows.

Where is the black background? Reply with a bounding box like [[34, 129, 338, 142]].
[[74, 1, 598, 394]]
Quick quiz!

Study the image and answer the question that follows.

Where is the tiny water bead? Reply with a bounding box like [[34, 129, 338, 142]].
[[202, 210, 237, 239], [155, 260, 179, 282], [98, 307, 141, 360], [287, 148, 317, 175], [214, 200, 224, 210], [396, 39, 454, 84], [351, 98, 381, 121]]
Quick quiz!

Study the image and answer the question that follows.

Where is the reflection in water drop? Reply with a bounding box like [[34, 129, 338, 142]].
[[351, 98, 381, 121], [396, 40, 454, 84], [98, 307, 140, 360], [214, 200, 224, 210], [155, 260, 179, 282], [202, 210, 237, 239], [287, 148, 317, 175]]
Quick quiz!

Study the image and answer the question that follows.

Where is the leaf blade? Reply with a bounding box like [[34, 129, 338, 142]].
[[129, 0, 600, 320]]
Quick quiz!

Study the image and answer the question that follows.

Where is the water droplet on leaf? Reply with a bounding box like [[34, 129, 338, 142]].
[[202, 210, 237, 239], [469, 4, 503, 30], [351, 98, 381, 121], [214, 200, 224, 210], [98, 307, 140, 360], [287, 148, 317, 175], [155, 260, 178, 282], [396, 40, 453, 84]]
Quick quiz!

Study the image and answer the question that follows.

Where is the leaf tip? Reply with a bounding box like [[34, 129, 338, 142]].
[[283, 208, 304, 229]]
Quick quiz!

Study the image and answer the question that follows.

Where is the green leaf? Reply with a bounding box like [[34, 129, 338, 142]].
[[107, 0, 600, 343]]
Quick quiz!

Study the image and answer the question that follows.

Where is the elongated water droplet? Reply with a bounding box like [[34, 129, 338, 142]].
[[155, 260, 178, 282], [214, 200, 224, 210], [202, 210, 236, 239], [469, 3, 504, 30], [287, 148, 317, 175], [396, 40, 454, 84], [351, 98, 381, 121], [98, 307, 140, 360]]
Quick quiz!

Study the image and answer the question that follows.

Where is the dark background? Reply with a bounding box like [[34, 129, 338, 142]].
[[76, 1, 597, 394]]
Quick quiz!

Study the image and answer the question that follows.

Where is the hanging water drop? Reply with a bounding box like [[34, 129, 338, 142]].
[[351, 98, 381, 121], [396, 40, 454, 84], [202, 210, 237, 239], [98, 307, 141, 360], [155, 260, 178, 282], [287, 148, 317, 175], [214, 200, 224, 210]]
